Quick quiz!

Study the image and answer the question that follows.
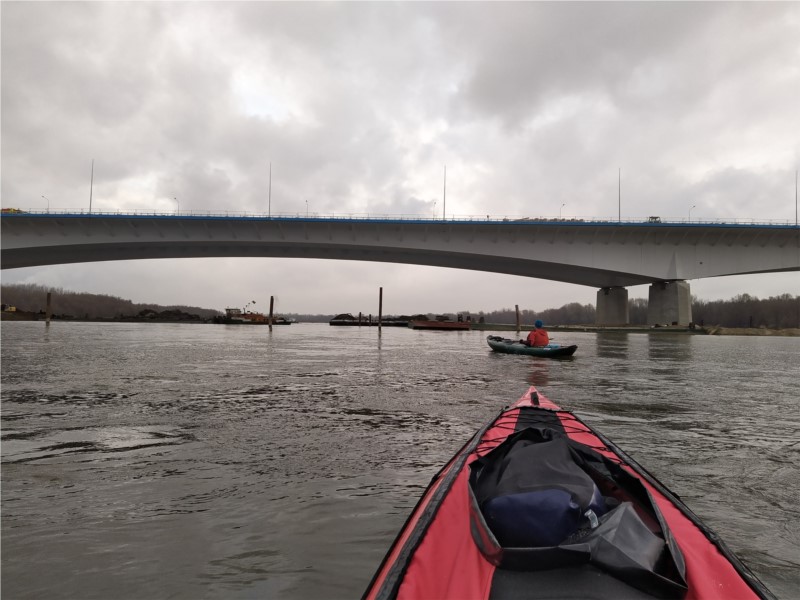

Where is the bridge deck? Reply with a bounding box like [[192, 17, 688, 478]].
[[2, 213, 798, 289]]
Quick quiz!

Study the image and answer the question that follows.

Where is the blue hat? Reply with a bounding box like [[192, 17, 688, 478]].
[[535, 320, 543, 328]]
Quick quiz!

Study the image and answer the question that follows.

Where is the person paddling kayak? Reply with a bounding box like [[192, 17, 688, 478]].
[[525, 319, 549, 347]]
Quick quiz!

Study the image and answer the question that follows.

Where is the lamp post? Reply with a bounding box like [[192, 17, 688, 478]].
[[42, 195, 50, 213], [689, 205, 696, 222], [433, 200, 437, 218], [305, 199, 309, 217], [560, 203, 566, 219], [89, 159, 94, 213], [443, 165, 446, 220], [174, 197, 179, 214]]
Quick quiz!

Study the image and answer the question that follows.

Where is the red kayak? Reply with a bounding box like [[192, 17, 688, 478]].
[[364, 387, 774, 600]]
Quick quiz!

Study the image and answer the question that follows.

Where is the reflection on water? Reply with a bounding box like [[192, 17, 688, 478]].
[[1, 323, 798, 599], [595, 331, 631, 360], [526, 360, 551, 387], [648, 335, 694, 384]]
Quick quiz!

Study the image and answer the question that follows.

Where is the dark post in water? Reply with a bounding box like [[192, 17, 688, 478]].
[[46, 291, 52, 325], [378, 287, 383, 333], [515, 304, 520, 332], [268, 296, 275, 331]]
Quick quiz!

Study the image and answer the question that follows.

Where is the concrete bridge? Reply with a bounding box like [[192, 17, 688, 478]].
[[2, 212, 798, 326]]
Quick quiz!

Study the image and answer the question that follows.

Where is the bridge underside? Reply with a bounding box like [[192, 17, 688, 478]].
[[2, 241, 664, 288], [0, 241, 740, 327], [3, 215, 797, 327]]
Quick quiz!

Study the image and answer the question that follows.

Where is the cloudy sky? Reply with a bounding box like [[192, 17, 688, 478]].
[[2, 2, 798, 315]]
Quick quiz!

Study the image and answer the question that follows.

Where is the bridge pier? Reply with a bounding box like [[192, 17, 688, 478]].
[[595, 286, 629, 326], [647, 280, 692, 326]]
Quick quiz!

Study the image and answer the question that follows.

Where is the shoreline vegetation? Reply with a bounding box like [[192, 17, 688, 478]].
[[1, 283, 798, 336], [471, 323, 800, 336]]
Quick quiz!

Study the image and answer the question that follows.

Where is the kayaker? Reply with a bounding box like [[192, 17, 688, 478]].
[[526, 320, 549, 347]]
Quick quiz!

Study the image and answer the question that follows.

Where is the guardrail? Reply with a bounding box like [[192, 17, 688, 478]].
[[1, 208, 798, 227]]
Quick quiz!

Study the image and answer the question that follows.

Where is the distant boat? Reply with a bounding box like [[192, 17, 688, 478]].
[[213, 307, 293, 325], [329, 313, 361, 326], [409, 314, 470, 331], [329, 313, 409, 327]]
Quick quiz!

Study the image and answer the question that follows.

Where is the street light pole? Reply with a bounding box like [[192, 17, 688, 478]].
[[174, 197, 179, 214], [89, 159, 94, 213], [443, 165, 446, 220], [689, 205, 696, 222], [560, 203, 566, 219], [42, 195, 50, 213]]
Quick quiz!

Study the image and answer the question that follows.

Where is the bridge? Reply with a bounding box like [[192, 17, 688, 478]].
[[2, 211, 798, 326]]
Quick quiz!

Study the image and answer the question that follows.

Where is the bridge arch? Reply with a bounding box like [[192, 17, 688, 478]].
[[2, 213, 798, 326]]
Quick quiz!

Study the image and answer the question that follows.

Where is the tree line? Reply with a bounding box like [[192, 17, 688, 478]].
[[691, 293, 799, 329], [1, 283, 220, 320], [476, 294, 799, 328], [2, 283, 797, 328], [467, 303, 596, 327]]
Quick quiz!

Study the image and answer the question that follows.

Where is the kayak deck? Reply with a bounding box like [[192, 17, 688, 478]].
[[364, 387, 773, 600]]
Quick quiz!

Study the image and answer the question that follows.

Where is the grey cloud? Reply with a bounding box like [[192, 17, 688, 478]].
[[2, 2, 798, 311]]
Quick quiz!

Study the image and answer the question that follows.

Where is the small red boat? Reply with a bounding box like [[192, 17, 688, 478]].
[[364, 387, 774, 600]]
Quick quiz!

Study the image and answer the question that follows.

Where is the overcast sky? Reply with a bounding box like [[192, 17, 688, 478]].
[[2, 2, 798, 315]]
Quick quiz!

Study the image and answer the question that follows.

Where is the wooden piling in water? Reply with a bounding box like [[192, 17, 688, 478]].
[[269, 296, 274, 331], [378, 287, 383, 333], [515, 304, 520, 332], [46, 291, 52, 324]]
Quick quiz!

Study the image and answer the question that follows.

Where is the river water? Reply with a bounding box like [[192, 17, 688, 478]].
[[1, 322, 798, 599]]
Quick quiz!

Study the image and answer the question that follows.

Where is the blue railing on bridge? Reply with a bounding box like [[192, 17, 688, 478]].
[[1, 208, 798, 228]]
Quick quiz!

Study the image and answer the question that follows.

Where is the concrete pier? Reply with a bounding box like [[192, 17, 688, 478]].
[[596, 286, 629, 325], [647, 280, 692, 326]]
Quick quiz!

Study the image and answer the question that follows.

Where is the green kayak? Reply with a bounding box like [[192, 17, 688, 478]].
[[486, 335, 578, 357]]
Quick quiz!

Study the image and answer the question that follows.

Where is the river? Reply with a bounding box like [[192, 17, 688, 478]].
[[1, 322, 798, 599]]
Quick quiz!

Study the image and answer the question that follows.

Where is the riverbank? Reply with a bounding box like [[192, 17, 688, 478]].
[[3, 312, 798, 336], [0, 310, 210, 323], [702, 326, 800, 336], [472, 322, 800, 336], [472, 323, 698, 334]]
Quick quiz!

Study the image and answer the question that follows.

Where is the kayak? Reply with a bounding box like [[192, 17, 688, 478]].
[[487, 335, 578, 357], [363, 387, 774, 600]]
